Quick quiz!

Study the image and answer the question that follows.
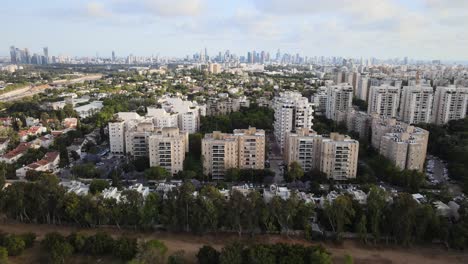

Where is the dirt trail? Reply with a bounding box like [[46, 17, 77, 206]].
[[1, 222, 467, 264]]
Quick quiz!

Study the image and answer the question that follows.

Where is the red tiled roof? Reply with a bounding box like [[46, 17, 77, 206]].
[[2, 142, 31, 159]]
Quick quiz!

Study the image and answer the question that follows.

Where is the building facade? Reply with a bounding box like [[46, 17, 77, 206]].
[[400, 85, 434, 124], [432, 86, 468, 125], [148, 127, 188, 175], [285, 130, 359, 180], [325, 84, 353, 121], [202, 128, 265, 180], [371, 116, 429, 172], [367, 85, 400, 118], [273, 91, 314, 151]]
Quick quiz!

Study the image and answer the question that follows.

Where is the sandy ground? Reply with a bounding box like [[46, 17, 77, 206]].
[[1, 222, 467, 264]]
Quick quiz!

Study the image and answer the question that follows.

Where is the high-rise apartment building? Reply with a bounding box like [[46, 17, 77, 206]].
[[284, 128, 322, 172], [320, 133, 359, 180], [432, 86, 468, 125], [273, 92, 314, 151], [357, 76, 369, 101], [325, 84, 353, 121], [400, 85, 434, 124], [234, 127, 266, 170], [367, 85, 400, 118], [371, 116, 428, 172], [285, 130, 359, 180], [202, 128, 265, 180], [158, 97, 206, 134], [148, 127, 188, 175]]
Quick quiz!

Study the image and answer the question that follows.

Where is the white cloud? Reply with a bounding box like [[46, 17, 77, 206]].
[[86, 2, 113, 18]]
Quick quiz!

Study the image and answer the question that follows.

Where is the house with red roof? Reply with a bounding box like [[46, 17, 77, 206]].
[[18, 126, 47, 142], [0, 142, 32, 164], [16, 151, 60, 179]]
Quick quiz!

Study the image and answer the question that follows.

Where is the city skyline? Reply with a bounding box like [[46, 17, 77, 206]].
[[2, 0, 468, 60]]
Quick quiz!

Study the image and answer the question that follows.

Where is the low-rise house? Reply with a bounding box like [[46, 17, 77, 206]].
[[61, 180, 89, 196], [62, 118, 78, 130], [15, 152, 60, 179], [263, 185, 291, 202], [18, 126, 47, 142], [0, 142, 33, 164]]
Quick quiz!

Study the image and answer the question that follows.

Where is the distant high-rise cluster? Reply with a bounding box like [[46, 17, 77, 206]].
[[10, 45, 50, 65]]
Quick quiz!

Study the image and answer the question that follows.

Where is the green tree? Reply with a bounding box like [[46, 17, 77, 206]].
[[219, 242, 243, 264], [113, 237, 138, 261], [0, 247, 7, 264], [42, 233, 73, 264], [225, 168, 240, 182], [89, 179, 110, 194], [245, 244, 275, 264], [133, 240, 168, 264], [168, 250, 185, 264], [367, 186, 387, 243], [4, 235, 25, 256], [287, 162, 304, 182], [390, 193, 418, 245], [144, 166, 170, 181], [356, 215, 367, 244], [197, 245, 220, 264], [324, 195, 355, 240]]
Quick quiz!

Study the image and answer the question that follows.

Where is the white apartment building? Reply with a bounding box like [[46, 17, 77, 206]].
[[400, 85, 434, 124], [371, 116, 429, 172], [346, 110, 371, 140], [148, 127, 188, 175], [311, 87, 328, 115], [273, 91, 314, 151], [320, 133, 359, 181], [357, 76, 370, 101], [109, 112, 142, 154], [325, 84, 353, 121], [147, 108, 178, 128], [367, 85, 400, 118], [432, 86, 468, 125], [202, 128, 265, 180], [158, 97, 206, 134]]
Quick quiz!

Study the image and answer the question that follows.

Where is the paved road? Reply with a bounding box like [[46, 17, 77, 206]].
[[267, 133, 284, 183]]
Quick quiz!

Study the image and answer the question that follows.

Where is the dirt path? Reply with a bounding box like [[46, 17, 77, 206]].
[[1, 222, 467, 264]]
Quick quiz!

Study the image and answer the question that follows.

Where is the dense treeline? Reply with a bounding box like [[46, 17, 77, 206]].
[[1, 174, 467, 249], [418, 118, 468, 193], [200, 105, 274, 133], [197, 243, 332, 264], [0, 174, 313, 236]]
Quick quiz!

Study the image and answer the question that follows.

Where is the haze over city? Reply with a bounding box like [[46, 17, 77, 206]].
[[2, 0, 468, 60]]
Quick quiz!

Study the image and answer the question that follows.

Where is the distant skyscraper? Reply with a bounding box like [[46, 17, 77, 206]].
[[10, 46, 16, 64], [112, 51, 116, 62], [43, 47, 48, 64]]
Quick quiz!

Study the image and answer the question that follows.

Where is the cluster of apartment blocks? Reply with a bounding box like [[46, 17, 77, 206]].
[[314, 82, 468, 126], [109, 97, 205, 174], [273, 91, 359, 180], [310, 81, 468, 172]]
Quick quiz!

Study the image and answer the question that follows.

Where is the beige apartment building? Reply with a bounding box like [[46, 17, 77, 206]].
[[285, 130, 359, 180], [202, 127, 265, 180], [148, 127, 188, 175], [432, 86, 468, 125], [320, 133, 359, 181], [371, 116, 429, 172]]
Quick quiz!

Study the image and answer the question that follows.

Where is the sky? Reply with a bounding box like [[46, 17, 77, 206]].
[[2, 0, 468, 60]]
